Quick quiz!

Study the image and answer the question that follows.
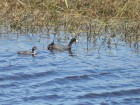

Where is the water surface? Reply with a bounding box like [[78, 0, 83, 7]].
[[0, 34, 140, 105]]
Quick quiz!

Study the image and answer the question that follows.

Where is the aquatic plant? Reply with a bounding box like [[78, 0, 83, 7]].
[[0, 0, 139, 51]]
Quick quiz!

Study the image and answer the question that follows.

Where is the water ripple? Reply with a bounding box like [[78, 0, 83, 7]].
[[22, 94, 63, 101], [78, 88, 140, 99], [0, 70, 58, 82]]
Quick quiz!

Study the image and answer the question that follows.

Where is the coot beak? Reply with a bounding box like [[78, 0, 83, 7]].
[[76, 39, 78, 42]]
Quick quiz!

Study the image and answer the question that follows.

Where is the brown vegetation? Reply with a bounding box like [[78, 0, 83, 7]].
[[0, 0, 140, 42]]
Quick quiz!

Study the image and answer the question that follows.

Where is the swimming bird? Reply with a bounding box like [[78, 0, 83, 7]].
[[17, 46, 37, 56], [48, 38, 78, 51]]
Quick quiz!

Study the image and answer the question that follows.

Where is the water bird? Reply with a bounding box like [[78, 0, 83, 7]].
[[48, 38, 78, 51], [17, 46, 37, 56]]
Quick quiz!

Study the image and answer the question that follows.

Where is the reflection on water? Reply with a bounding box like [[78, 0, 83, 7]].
[[0, 34, 140, 105]]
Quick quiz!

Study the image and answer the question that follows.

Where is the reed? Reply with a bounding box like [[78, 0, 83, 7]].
[[0, 0, 139, 41]]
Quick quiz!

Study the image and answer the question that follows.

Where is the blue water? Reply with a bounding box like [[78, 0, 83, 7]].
[[0, 33, 140, 105]]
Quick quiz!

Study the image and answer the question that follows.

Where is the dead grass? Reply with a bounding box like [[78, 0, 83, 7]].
[[0, 0, 140, 43]]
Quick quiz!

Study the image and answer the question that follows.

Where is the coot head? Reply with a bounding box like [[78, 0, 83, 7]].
[[32, 46, 37, 53]]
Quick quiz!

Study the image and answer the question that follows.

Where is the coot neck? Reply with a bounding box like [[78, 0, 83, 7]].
[[68, 40, 74, 47]]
